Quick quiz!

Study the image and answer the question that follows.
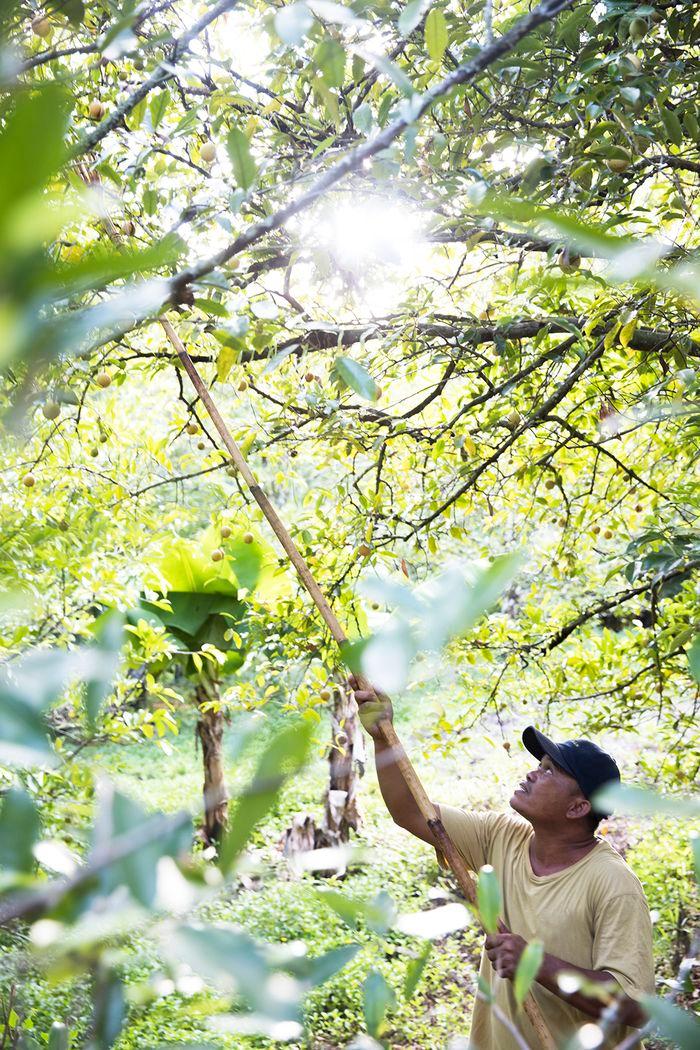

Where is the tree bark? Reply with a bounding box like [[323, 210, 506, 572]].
[[195, 678, 228, 844], [320, 678, 364, 846]]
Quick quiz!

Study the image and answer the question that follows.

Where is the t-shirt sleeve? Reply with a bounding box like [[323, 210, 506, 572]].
[[591, 892, 656, 1001], [436, 806, 519, 872]]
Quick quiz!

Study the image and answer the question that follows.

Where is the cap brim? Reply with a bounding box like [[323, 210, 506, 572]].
[[522, 726, 578, 782]]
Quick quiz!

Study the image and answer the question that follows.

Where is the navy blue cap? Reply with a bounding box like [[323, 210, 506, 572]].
[[522, 726, 621, 817]]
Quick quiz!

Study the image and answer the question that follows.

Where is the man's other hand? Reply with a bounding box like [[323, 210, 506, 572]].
[[348, 674, 393, 739], [484, 931, 528, 980]]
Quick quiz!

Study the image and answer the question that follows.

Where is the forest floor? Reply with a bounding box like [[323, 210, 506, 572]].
[[2, 681, 697, 1049]]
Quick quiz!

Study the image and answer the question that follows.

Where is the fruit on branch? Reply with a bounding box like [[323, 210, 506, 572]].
[[186, 422, 199, 435], [200, 140, 217, 163], [605, 151, 632, 174], [319, 688, 332, 701], [357, 543, 372, 558], [557, 250, 581, 273], [628, 17, 647, 42], [31, 15, 51, 37], [211, 548, 224, 562], [604, 529, 613, 539], [226, 466, 237, 477], [89, 100, 106, 120], [89, 447, 99, 458], [304, 372, 315, 382], [592, 525, 601, 534], [505, 409, 522, 430], [243, 531, 254, 544], [634, 503, 643, 512], [545, 478, 556, 490], [624, 54, 642, 73], [221, 525, 232, 538], [197, 440, 206, 450], [42, 400, 60, 420], [22, 474, 36, 488], [95, 371, 112, 389], [237, 379, 248, 392]]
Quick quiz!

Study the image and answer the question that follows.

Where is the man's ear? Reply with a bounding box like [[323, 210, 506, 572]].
[[566, 795, 592, 821]]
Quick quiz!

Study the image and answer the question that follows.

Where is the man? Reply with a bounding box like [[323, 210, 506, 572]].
[[350, 677, 655, 1049]]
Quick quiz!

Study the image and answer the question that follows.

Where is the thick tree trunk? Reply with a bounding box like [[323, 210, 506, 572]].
[[321, 679, 364, 845], [281, 677, 364, 861], [195, 678, 228, 845]]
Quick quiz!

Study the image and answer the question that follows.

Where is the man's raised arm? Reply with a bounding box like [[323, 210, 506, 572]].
[[349, 675, 441, 847]]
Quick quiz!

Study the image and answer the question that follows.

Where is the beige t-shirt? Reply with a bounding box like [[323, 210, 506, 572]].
[[439, 806, 655, 1050]]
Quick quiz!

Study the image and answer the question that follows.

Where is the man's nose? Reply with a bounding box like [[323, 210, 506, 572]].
[[526, 769, 537, 783]]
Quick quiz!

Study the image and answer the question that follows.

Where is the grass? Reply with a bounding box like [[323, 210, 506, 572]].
[[1, 679, 697, 1048]]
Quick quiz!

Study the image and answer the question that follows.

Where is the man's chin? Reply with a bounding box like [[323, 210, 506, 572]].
[[509, 792, 526, 815]]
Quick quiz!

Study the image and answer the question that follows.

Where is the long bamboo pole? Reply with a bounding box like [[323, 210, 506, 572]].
[[160, 318, 556, 1050]]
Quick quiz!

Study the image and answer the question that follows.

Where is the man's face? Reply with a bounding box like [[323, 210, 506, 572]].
[[509, 753, 589, 826]]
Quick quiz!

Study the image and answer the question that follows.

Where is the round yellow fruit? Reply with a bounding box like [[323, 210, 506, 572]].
[[243, 531, 254, 544], [304, 372, 315, 383], [32, 15, 51, 38], [200, 140, 216, 163], [545, 478, 556, 490], [558, 250, 581, 273], [358, 543, 372, 558], [505, 409, 522, 430], [186, 422, 199, 435], [603, 529, 613, 539], [592, 524, 601, 535], [319, 688, 332, 701], [88, 100, 105, 120], [42, 400, 60, 420], [628, 17, 647, 43], [237, 379, 248, 392], [22, 473, 36, 488], [197, 440, 206, 450], [90, 447, 99, 458], [211, 548, 224, 562], [605, 156, 631, 174], [221, 525, 232, 538], [95, 371, 112, 389]]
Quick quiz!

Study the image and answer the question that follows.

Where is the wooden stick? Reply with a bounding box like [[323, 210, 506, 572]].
[[160, 318, 555, 1049]]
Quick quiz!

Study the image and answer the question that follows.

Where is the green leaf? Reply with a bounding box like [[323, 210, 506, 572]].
[[334, 355, 379, 400], [641, 996, 700, 1049], [219, 721, 313, 873], [226, 127, 257, 190], [514, 939, 544, 1008], [363, 970, 396, 1038], [291, 943, 361, 987], [0, 788, 41, 873], [149, 88, 170, 130], [170, 924, 269, 1002], [92, 786, 190, 907], [353, 102, 373, 134], [317, 888, 396, 935], [424, 7, 448, 63], [316, 37, 345, 89], [275, 2, 314, 45], [0, 84, 70, 218], [85, 610, 124, 728], [477, 865, 502, 935], [403, 942, 432, 998], [592, 782, 700, 820], [399, 0, 429, 36], [687, 634, 700, 683], [47, 1023, 70, 1050], [216, 345, 237, 383]]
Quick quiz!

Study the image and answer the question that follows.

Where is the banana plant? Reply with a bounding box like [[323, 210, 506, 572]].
[[133, 524, 289, 844]]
